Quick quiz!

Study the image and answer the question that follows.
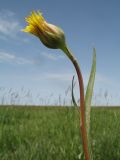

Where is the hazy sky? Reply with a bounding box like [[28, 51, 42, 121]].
[[0, 0, 120, 105]]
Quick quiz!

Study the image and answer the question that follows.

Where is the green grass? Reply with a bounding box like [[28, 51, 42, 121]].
[[0, 106, 120, 160]]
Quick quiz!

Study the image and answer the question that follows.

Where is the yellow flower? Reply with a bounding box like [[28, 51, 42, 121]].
[[22, 11, 66, 49]]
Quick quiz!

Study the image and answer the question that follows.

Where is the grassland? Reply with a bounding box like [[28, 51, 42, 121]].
[[0, 106, 120, 160]]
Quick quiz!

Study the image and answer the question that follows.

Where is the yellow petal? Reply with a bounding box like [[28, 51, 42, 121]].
[[22, 25, 39, 37]]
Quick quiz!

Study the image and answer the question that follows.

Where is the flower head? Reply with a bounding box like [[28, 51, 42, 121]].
[[22, 11, 66, 49]]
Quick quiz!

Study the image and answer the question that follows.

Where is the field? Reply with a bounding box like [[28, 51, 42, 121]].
[[0, 106, 120, 160]]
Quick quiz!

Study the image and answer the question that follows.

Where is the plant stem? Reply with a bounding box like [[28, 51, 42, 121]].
[[62, 46, 90, 160]]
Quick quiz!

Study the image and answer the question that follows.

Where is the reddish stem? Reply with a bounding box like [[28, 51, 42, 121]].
[[62, 46, 90, 160]]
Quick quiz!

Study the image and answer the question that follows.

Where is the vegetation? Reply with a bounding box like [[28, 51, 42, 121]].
[[0, 106, 120, 160]]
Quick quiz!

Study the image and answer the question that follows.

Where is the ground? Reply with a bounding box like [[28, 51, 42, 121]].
[[0, 106, 120, 160]]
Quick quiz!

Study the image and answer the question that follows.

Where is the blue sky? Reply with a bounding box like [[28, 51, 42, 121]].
[[0, 0, 120, 105]]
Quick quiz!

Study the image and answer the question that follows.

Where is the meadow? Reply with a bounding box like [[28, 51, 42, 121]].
[[0, 106, 120, 160]]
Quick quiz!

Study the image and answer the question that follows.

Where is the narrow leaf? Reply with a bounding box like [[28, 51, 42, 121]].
[[72, 75, 78, 107], [85, 48, 96, 134], [85, 48, 96, 160]]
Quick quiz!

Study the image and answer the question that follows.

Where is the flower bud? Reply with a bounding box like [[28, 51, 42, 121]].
[[22, 11, 66, 49]]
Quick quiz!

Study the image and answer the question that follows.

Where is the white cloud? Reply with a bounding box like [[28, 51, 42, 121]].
[[95, 73, 114, 86], [41, 52, 65, 61], [0, 51, 33, 65], [83, 72, 111, 86], [0, 10, 21, 39], [32, 72, 75, 82], [0, 10, 15, 18], [0, 19, 20, 37], [45, 73, 73, 81]]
